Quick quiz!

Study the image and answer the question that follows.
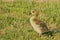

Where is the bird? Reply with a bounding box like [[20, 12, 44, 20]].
[[29, 9, 53, 36]]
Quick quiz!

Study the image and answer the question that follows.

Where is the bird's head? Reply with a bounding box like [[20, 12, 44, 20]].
[[29, 9, 39, 17]]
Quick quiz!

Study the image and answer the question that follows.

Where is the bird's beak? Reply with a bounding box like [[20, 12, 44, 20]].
[[29, 12, 31, 15]]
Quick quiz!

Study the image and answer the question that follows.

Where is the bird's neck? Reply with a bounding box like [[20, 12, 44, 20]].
[[30, 16, 38, 20]]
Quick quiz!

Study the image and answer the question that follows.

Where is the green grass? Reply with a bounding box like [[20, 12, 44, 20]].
[[0, 0, 60, 40]]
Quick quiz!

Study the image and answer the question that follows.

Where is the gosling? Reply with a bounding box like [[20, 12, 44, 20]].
[[29, 9, 53, 36]]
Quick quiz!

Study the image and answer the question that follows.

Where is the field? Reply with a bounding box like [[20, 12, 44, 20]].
[[0, 0, 60, 40]]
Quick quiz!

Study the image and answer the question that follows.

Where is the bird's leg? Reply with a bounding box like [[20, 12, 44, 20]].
[[39, 33, 44, 38]]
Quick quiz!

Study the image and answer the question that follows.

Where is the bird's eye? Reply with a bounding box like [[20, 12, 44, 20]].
[[32, 10, 35, 13]]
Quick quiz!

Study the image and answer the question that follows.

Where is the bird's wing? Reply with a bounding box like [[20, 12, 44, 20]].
[[33, 19, 47, 27], [33, 19, 48, 30]]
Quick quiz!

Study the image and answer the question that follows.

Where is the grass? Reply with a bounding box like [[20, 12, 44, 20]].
[[0, 0, 60, 40]]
